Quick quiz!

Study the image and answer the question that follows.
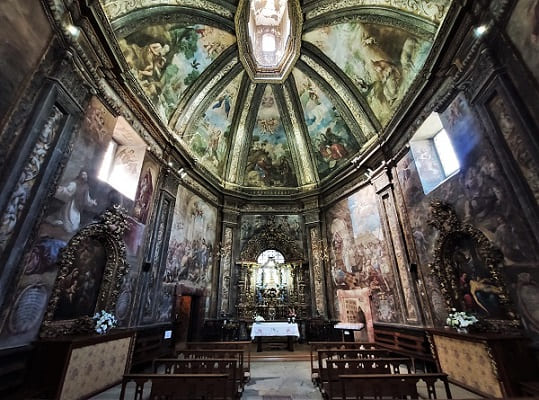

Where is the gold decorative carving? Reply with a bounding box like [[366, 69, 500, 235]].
[[310, 227, 326, 316], [40, 206, 130, 337], [428, 201, 520, 332], [239, 221, 304, 263]]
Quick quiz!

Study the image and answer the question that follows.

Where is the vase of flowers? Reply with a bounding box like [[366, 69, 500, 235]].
[[446, 309, 478, 333], [92, 310, 117, 334]]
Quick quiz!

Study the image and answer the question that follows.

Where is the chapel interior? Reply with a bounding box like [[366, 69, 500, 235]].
[[1, 0, 539, 399]]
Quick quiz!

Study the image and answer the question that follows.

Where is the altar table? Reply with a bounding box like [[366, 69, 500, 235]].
[[250, 322, 300, 352]]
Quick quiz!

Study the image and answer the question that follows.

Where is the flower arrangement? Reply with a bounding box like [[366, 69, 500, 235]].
[[254, 314, 265, 322], [446, 309, 478, 331], [93, 310, 117, 334]]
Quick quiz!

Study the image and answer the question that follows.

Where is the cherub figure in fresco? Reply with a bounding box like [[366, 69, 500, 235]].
[[139, 43, 170, 80]]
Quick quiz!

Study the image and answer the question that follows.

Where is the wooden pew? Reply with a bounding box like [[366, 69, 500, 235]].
[[119, 373, 230, 400], [152, 358, 241, 398], [185, 341, 251, 382], [316, 349, 392, 388], [175, 349, 245, 388], [322, 358, 413, 400], [338, 373, 452, 400], [309, 342, 378, 386]]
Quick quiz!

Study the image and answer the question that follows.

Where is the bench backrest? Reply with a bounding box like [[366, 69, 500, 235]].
[[339, 373, 451, 399], [120, 373, 230, 400], [309, 342, 378, 373], [185, 341, 251, 370]]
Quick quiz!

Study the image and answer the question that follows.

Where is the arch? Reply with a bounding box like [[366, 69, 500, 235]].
[[239, 225, 304, 263]]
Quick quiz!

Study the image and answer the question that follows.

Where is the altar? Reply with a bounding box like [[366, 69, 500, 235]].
[[250, 321, 300, 352]]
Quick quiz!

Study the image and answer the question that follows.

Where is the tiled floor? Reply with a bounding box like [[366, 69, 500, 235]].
[[91, 344, 481, 399]]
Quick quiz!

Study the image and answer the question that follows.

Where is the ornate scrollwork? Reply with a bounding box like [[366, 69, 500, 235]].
[[239, 220, 304, 263], [428, 200, 520, 332], [40, 206, 130, 337]]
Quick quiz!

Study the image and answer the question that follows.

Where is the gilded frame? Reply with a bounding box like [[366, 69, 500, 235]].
[[40, 206, 130, 337]]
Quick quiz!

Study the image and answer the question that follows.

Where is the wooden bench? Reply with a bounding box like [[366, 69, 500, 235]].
[[185, 341, 251, 382], [120, 373, 230, 400], [316, 349, 392, 388], [338, 373, 452, 399], [374, 325, 435, 372], [309, 342, 378, 386], [175, 350, 245, 387], [322, 358, 413, 399], [152, 358, 241, 398]]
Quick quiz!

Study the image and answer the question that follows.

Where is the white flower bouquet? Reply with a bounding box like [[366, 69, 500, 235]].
[[446, 309, 478, 330], [254, 315, 265, 322], [93, 310, 117, 334]]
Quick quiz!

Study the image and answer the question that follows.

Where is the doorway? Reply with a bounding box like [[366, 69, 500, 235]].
[[174, 294, 202, 344]]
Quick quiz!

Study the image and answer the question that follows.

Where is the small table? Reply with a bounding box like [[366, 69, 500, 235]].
[[334, 322, 364, 342], [250, 322, 300, 352]]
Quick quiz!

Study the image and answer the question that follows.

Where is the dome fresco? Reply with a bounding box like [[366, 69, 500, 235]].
[[100, 0, 453, 193]]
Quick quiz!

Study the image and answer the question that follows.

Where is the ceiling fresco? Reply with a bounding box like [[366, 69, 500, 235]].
[[303, 22, 432, 126], [97, 0, 454, 193], [244, 85, 298, 188], [119, 24, 236, 120], [293, 68, 359, 179], [182, 72, 243, 177]]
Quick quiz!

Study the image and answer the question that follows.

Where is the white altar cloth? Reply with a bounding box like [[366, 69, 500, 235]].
[[250, 322, 300, 339]]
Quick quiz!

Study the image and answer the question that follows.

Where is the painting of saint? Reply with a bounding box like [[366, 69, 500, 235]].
[[46, 169, 98, 234], [53, 238, 106, 320], [133, 161, 157, 224]]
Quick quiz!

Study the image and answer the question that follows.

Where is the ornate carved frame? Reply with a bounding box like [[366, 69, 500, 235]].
[[238, 226, 304, 264], [40, 206, 130, 337], [428, 201, 520, 332]]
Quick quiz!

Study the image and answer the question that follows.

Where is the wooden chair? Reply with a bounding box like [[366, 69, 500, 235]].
[[120, 373, 230, 400]]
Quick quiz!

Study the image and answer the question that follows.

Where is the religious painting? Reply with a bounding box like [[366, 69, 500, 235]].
[[395, 93, 539, 325], [507, 0, 539, 84], [118, 24, 236, 121], [515, 271, 539, 333], [442, 233, 503, 318], [244, 86, 298, 187], [304, 22, 432, 126], [53, 238, 107, 320], [293, 69, 360, 179], [162, 185, 217, 317], [487, 94, 539, 204], [326, 185, 400, 323], [0, 0, 51, 123], [133, 156, 160, 224], [183, 72, 243, 176]]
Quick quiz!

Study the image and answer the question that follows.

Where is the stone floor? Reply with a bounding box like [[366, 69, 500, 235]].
[[91, 344, 481, 399]]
